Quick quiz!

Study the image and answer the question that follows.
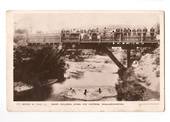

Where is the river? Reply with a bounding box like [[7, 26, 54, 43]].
[[46, 55, 120, 101]]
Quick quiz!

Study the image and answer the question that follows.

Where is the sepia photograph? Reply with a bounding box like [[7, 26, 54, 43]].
[[6, 11, 164, 111]]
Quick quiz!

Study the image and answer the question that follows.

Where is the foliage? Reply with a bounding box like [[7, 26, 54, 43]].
[[14, 45, 66, 86], [115, 81, 146, 101], [14, 29, 28, 44]]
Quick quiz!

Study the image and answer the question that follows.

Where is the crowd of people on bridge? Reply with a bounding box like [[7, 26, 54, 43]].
[[61, 27, 158, 42]]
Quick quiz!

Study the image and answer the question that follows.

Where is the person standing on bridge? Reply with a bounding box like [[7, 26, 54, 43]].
[[142, 27, 147, 42], [111, 31, 114, 41], [132, 29, 137, 42], [97, 33, 101, 41], [80, 32, 84, 41], [61, 30, 65, 41], [137, 28, 142, 42], [127, 28, 131, 40], [120, 28, 123, 41], [123, 28, 128, 41], [150, 27, 155, 40], [115, 28, 121, 41], [132, 29, 137, 36]]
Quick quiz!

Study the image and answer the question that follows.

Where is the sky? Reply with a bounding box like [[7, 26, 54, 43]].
[[13, 11, 161, 33]]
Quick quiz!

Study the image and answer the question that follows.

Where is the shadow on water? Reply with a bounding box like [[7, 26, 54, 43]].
[[14, 85, 52, 101], [68, 71, 84, 79], [14, 76, 77, 101]]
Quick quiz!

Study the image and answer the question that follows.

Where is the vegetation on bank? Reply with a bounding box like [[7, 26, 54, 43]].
[[14, 45, 66, 101]]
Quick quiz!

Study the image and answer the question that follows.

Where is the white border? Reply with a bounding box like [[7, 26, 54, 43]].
[[6, 10, 165, 112]]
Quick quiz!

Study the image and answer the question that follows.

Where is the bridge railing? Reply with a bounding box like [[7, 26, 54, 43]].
[[26, 32, 158, 44]]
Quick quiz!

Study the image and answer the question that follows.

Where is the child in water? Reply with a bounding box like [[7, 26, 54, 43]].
[[84, 89, 87, 96]]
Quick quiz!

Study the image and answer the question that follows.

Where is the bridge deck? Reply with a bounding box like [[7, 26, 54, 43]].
[[28, 41, 159, 49], [62, 42, 159, 49], [27, 36, 159, 48]]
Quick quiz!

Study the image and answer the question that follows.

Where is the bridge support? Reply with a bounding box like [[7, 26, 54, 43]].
[[127, 49, 131, 68], [101, 46, 126, 70], [101, 46, 133, 70]]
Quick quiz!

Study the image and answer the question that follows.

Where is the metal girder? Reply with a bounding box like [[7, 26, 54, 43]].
[[127, 49, 131, 68], [101, 46, 126, 70]]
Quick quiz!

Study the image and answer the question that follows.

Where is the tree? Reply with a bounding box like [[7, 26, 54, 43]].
[[14, 45, 66, 86], [14, 29, 28, 44]]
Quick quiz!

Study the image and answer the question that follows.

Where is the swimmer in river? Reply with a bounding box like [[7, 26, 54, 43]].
[[69, 87, 76, 94], [72, 89, 76, 94], [98, 88, 102, 94], [84, 89, 87, 96]]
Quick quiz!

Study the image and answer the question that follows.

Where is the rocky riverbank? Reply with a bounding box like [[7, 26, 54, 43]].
[[116, 47, 160, 101]]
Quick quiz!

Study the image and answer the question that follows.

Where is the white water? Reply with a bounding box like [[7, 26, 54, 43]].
[[47, 55, 120, 101]]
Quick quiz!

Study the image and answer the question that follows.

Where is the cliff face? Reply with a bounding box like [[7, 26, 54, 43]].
[[116, 47, 160, 101], [133, 47, 160, 92]]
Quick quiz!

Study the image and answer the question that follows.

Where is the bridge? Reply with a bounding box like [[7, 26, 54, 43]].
[[26, 33, 159, 70]]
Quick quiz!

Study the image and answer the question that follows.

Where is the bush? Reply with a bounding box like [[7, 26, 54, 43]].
[[116, 68, 146, 101], [115, 81, 146, 101], [14, 45, 66, 86]]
